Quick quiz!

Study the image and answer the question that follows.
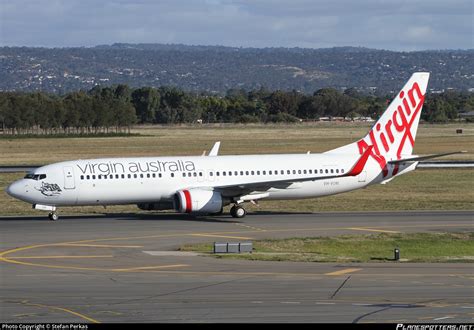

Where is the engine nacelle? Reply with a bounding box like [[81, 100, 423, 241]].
[[174, 189, 223, 214], [137, 201, 174, 211]]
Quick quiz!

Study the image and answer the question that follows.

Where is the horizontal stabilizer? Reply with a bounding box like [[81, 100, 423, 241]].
[[388, 151, 467, 164]]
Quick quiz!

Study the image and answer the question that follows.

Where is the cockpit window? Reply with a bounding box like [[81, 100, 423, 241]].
[[24, 173, 47, 180]]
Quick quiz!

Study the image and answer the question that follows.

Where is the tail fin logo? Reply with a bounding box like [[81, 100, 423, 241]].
[[357, 81, 425, 177]]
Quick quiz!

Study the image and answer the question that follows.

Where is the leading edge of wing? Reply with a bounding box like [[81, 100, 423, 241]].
[[212, 146, 374, 193]]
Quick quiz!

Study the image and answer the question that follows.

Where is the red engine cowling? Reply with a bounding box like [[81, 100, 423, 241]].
[[174, 189, 223, 214]]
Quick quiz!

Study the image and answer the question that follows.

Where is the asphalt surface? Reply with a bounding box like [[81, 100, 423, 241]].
[[0, 211, 473, 323]]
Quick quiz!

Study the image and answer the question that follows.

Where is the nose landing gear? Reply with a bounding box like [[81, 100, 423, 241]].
[[48, 212, 59, 221]]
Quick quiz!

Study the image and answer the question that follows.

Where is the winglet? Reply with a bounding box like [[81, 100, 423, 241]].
[[346, 146, 373, 176], [208, 141, 221, 156]]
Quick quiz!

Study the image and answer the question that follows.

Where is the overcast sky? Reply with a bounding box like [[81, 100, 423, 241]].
[[0, 0, 472, 50]]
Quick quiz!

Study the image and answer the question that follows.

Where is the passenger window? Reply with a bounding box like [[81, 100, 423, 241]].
[[293, 170, 296, 174], [280, 170, 284, 174], [341, 169, 344, 174], [86, 175, 90, 180], [325, 169, 328, 174], [228, 171, 232, 176], [128, 174, 131, 179], [171, 173, 174, 178], [199, 172, 203, 177], [152, 173, 156, 178], [245, 171, 249, 175], [116, 174, 119, 179], [80, 175, 84, 180], [298, 170, 301, 174], [287, 170, 290, 174], [303, 170, 307, 174], [320, 169, 323, 174], [98, 175, 102, 179], [234, 171, 238, 176], [240, 171, 244, 175], [331, 169, 334, 174], [251, 171, 254, 175], [336, 169, 339, 174], [210, 172, 213, 176], [40, 174, 46, 179], [309, 170, 312, 174], [223, 172, 226, 176], [269, 170, 272, 175], [263, 171, 266, 175], [92, 175, 96, 180], [216, 172, 220, 176], [146, 173, 150, 178], [122, 174, 125, 179], [193, 172, 197, 177], [183, 173, 186, 177], [159, 173, 162, 178]]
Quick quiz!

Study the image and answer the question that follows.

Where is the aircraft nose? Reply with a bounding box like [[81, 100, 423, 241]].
[[6, 180, 26, 199]]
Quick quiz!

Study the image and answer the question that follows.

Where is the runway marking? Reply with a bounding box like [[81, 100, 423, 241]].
[[190, 234, 253, 240], [20, 300, 100, 323], [8, 255, 114, 259], [348, 227, 401, 234], [325, 268, 362, 276], [434, 316, 455, 321], [315, 302, 336, 305], [235, 223, 266, 232], [111, 264, 189, 272], [58, 243, 143, 248]]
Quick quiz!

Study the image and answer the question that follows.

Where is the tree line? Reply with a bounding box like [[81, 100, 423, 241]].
[[0, 84, 472, 135]]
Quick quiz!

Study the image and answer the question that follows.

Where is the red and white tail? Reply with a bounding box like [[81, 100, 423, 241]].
[[327, 72, 430, 177]]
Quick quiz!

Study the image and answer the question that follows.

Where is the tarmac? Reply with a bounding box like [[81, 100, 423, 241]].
[[0, 211, 473, 323]]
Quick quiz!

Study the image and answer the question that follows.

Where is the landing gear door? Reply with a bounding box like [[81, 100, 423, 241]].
[[63, 166, 75, 189]]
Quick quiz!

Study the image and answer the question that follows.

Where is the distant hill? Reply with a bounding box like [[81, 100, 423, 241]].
[[0, 44, 472, 94]]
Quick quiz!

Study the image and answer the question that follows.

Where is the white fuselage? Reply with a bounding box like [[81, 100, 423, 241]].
[[7, 152, 396, 208]]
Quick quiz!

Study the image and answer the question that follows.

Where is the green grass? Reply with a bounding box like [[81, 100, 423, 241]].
[[180, 232, 474, 263]]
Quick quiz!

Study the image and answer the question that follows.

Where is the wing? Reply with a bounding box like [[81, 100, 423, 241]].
[[213, 146, 373, 198], [388, 151, 467, 165]]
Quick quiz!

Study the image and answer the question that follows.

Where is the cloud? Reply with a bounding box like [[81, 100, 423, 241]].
[[0, 0, 472, 50]]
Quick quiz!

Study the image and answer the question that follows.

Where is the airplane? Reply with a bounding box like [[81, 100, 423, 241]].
[[6, 72, 464, 221]]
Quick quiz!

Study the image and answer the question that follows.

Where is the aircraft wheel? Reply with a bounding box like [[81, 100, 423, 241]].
[[48, 212, 59, 221], [230, 205, 246, 218]]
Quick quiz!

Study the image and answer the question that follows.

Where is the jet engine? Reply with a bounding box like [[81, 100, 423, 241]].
[[174, 189, 224, 214]]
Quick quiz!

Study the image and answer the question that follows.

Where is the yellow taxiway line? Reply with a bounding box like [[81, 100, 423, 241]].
[[325, 268, 363, 276], [348, 227, 401, 234], [21, 300, 100, 323]]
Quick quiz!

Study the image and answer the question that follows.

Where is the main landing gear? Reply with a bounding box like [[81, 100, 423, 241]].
[[230, 205, 246, 218], [48, 212, 59, 221]]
